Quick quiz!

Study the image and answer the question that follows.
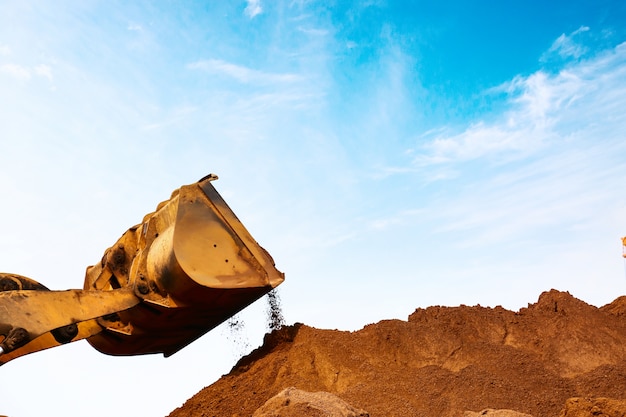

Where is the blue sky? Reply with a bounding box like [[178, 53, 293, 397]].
[[1, 1, 626, 416]]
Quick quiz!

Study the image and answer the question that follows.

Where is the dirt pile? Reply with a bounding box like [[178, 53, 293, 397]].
[[168, 290, 626, 417]]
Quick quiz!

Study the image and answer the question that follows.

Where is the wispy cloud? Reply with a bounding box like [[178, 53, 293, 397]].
[[244, 0, 262, 19], [297, 27, 329, 36], [415, 121, 543, 167], [0, 63, 53, 81], [188, 59, 302, 85], [375, 39, 626, 250], [127, 23, 143, 32], [369, 209, 424, 231], [541, 26, 590, 62], [428, 138, 626, 248], [0, 63, 31, 80], [33, 64, 53, 81], [414, 41, 626, 169]]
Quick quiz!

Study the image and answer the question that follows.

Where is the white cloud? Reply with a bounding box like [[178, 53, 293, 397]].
[[0, 44, 11, 56], [541, 25, 590, 62], [415, 121, 542, 166], [33, 64, 53, 81], [188, 59, 301, 85], [428, 137, 626, 250], [127, 23, 143, 31], [415, 41, 626, 168], [398, 41, 626, 253], [0, 63, 54, 81], [244, 0, 262, 18], [0, 63, 32, 80], [298, 26, 328, 36], [369, 209, 424, 231]]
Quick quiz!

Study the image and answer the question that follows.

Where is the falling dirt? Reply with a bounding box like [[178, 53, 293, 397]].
[[266, 288, 285, 332], [168, 290, 626, 417], [224, 314, 251, 360]]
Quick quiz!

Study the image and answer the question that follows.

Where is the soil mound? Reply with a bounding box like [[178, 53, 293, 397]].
[[168, 290, 626, 417]]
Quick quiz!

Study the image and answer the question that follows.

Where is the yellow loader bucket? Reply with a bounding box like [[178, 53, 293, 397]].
[[84, 174, 284, 357], [0, 175, 283, 365]]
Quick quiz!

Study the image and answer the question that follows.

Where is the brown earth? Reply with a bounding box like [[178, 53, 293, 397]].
[[168, 290, 626, 417]]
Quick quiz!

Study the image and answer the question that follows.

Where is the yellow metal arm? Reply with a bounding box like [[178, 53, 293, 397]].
[[0, 319, 102, 365], [0, 285, 141, 365]]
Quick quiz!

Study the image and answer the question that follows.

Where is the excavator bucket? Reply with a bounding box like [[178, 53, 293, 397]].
[[0, 175, 284, 364], [84, 174, 285, 356]]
